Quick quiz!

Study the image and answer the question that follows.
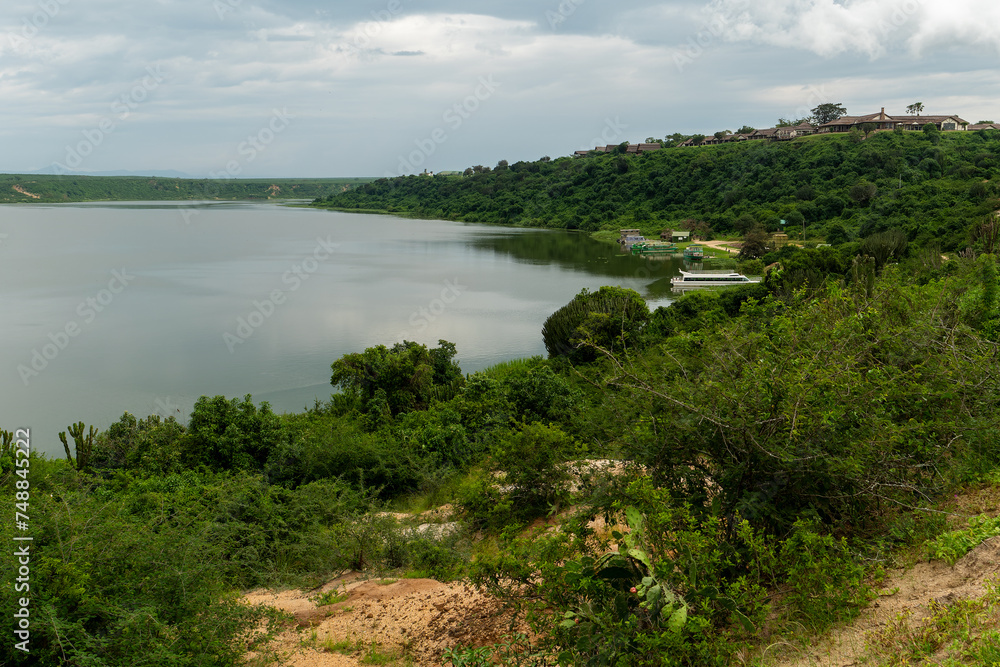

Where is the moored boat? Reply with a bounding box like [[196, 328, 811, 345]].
[[670, 270, 760, 287], [683, 244, 705, 259]]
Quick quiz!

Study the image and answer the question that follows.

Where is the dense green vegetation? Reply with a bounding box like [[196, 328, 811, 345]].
[[6, 141, 1000, 664], [314, 130, 1000, 252], [0, 173, 374, 203], [4, 238, 1000, 665]]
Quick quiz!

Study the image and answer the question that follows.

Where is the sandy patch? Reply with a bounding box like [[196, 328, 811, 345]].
[[245, 573, 521, 666], [772, 535, 1000, 666], [12, 185, 41, 199]]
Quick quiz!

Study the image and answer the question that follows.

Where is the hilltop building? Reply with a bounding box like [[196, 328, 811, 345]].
[[817, 108, 969, 133], [574, 143, 662, 157]]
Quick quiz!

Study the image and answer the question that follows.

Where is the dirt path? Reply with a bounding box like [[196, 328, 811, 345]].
[[244, 574, 521, 666], [768, 537, 1000, 666], [700, 239, 741, 252], [771, 487, 1000, 666], [12, 185, 41, 199]]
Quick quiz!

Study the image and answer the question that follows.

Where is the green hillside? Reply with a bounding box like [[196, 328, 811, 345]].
[[314, 129, 1000, 251], [0, 174, 375, 203]]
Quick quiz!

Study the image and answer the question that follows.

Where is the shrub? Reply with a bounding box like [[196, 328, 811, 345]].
[[541, 286, 649, 362]]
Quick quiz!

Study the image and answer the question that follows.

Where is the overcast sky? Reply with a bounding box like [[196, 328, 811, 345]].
[[1, 0, 998, 178]]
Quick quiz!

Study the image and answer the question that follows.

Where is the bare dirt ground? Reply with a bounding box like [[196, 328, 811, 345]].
[[767, 537, 1000, 666], [700, 239, 742, 253], [245, 573, 520, 667], [12, 184, 41, 199], [769, 487, 1000, 666]]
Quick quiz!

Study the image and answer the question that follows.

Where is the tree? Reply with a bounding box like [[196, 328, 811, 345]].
[[776, 117, 809, 127], [330, 340, 463, 420], [825, 222, 851, 246], [714, 130, 731, 141], [906, 102, 925, 117], [859, 228, 908, 269], [690, 134, 706, 145], [811, 103, 847, 126], [663, 133, 688, 147], [739, 225, 770, 260], [682, 217, 711, 240], [849, 180, 878, 205], [541, 286, 649, 362], [976, 120, 995, 124], [970, 215, 1000, 255], [859, 122, 877, 139], [496, 159, 509, 171], [186, 395, 286, 471], [735, 125, 756, 135], [462, 167, 474, 176]]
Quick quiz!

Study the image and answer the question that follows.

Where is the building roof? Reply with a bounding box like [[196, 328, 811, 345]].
[[818, 109, 969, 128], [969, 123, 1000, 131]]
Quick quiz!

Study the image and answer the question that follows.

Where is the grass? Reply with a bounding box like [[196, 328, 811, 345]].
[[863, 577, 1000, 666], [302, 632, 412, 664], [387, 470, 469, 515], [926, 514, 1000, 565], [310, 586, 348, 606], [360, 641, 411, 666], [476, 357, 542, 380]]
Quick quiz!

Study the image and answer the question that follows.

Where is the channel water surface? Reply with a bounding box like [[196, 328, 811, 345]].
[[0, 201, 683, 457]]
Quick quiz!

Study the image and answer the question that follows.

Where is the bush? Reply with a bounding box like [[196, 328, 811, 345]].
[[458, 422, 584, 530], [184, 394, 287, 471], [541, 286, 649, 362]]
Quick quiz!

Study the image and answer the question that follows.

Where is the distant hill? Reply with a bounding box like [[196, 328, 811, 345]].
[[0, 174, 375, 203], [28, 166, 195, 178], [314, 130, 1000, 251]]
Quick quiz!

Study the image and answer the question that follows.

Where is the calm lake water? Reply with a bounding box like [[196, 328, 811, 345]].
[[0, 201, 686, 457]]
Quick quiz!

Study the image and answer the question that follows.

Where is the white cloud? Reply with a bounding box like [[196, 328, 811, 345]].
[[706, 0, 1000, 59], [1, 1, 999, 176], [908, 0, 1000, 55]]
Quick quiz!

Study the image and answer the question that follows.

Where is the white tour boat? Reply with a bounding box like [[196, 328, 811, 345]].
[[670, 270, 761, 287]]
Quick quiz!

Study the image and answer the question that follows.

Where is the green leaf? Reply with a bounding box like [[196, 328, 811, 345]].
[[667, 603, 688, 632]]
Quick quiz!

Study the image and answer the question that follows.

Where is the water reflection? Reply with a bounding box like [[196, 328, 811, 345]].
[[0, 203, 693, 456]]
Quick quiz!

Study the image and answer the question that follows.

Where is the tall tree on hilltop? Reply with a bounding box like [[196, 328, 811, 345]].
[[907, 102, 925, 117], [810, 103, 847, 125]]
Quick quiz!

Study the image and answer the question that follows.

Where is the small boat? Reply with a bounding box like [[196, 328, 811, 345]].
[[671, 270, 761, 287], [620, 234, 646, 250], [683, 244, 705, 260], [631, 242, 677, 256]]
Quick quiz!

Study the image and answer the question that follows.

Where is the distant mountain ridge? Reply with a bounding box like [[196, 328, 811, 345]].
[[26, 165, 194, 178], [0, 173, 376, 203]]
